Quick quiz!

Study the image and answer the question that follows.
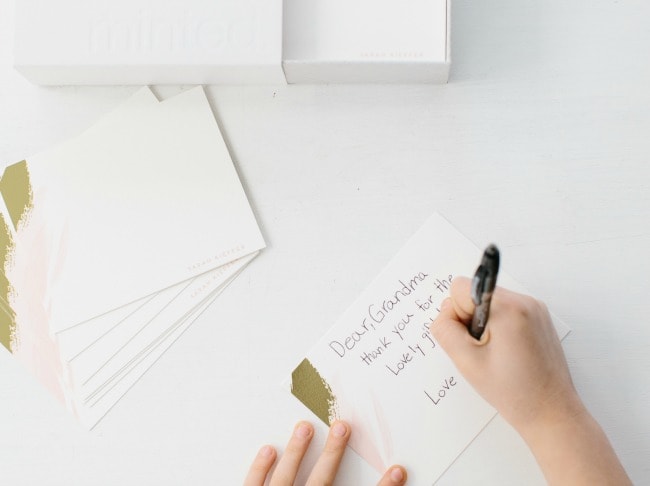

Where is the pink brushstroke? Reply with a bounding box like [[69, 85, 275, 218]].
[[7, 185, 70, 406], [329, 372, 394, 474]]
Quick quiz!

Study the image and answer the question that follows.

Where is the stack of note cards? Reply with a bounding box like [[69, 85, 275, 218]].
[[290, 213, 569, 484], [0, 87, 265, 428]]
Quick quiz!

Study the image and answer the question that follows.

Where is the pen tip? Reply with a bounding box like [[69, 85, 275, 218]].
[[484, 244, 500, 270]]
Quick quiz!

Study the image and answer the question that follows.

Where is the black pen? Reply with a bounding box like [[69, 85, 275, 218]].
[[469, 244, 500, 340]]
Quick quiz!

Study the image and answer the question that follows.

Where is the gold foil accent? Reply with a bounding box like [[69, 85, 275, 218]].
[[291, 358, 338, 425], [0, 214, 16, 352], [0, 160, 32, 352], [0, 160, 33, 230]]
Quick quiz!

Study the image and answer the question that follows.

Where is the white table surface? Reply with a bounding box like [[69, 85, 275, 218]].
[[1, 1, 649, 485]]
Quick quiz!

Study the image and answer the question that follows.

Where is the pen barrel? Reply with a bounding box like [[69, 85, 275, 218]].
[[469, 293, 493, 339]]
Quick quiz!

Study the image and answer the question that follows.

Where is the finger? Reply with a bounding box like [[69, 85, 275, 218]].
[[431, 297, 482, 360], [243, 445, 277, 486], [377, 465, 408, 486], [305, 421, 351, 486], [448, 276, 475, 323], [269, 421, 314, 486]]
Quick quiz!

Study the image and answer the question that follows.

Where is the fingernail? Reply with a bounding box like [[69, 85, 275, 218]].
[[390, 466, 405, 483], [259, 445, 274, 458], [295, 422, 312, 438], [332, 422, 347, 437]]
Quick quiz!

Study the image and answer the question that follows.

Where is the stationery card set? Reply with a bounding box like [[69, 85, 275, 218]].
[[0, 87, 265, 428]]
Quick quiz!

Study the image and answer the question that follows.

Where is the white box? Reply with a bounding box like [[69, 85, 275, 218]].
[[283, 0, 450, 84], [14, 0, 285, 85], [14, 0, 450, 85]]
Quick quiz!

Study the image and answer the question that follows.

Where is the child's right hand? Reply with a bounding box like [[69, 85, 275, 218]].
[[431, 277, 632, 485], [430, 277, 584, 435]]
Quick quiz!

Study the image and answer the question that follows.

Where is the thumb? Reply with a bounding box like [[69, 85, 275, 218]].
[[431, 298, 479, 362]]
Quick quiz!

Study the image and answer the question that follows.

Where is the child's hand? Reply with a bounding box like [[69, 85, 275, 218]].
[[431, 277, 583, 434], [244, 420, 407, 486], [431, 277, 631, 485]]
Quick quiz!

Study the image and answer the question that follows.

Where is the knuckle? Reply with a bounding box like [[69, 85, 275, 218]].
[[431, 321, 451, 344], [514, 295, 537, 318], [535, 298, 550, 315], [496, 290, 551, 332]]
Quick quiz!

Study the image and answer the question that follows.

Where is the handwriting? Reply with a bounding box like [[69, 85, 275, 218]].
[[391, 313, 415, 341], [329, 272, 430, 358], [424, 376, 458, 405], [360, 337, 392, 366], [367, 273, 429, 325], [328, 271, 454, 387], [386, 352, 414, 376]]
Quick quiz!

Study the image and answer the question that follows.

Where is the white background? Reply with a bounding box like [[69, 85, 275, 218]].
[[1, 0, 649, 484]]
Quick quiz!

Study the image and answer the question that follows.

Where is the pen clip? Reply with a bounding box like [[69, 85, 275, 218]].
[[471, 265, 487, 306]]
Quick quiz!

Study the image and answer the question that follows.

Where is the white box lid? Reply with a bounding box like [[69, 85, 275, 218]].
[[14, 0, 284, 85], [283, 0, 449, 84]]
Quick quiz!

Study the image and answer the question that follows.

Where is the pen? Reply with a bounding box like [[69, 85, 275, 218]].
[[469, 244, 500, 340]]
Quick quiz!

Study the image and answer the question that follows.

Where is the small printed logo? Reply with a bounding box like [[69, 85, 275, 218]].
[[89, 8, 260, 54], [360, 51, 425, 59]]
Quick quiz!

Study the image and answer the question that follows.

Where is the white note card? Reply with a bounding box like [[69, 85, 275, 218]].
[[1, 86, 265, 428], [289, 213, 570, 484]]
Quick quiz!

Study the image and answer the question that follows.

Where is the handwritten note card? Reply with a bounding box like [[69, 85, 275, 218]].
[[290, 213, 569, 484]]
